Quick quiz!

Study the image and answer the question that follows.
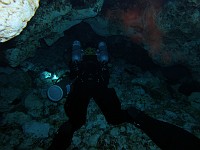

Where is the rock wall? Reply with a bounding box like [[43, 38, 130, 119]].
[[0, 0, 40, 42], [2, 0, 104, 67], [86, 0, 200, 80], [1, 0, 200, 81], [157, 0, 200, 80]]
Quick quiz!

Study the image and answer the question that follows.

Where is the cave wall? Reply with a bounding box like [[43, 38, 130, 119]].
[[0, 0, 40, 42], [1, 0, 104, 67], [1, 0, 200, 81]]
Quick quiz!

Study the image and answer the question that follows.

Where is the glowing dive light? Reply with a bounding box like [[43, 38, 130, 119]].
[[52, 74, 59, 80]]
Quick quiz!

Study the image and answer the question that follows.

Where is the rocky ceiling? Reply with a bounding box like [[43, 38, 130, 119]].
[[0, 0, 200, 81]]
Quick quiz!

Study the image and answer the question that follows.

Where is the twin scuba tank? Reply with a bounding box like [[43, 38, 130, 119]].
[[72, 41, 109, 63]]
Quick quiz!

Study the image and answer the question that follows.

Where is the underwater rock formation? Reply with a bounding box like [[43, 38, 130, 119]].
[[86, 0, 200, 80], [1, 1, 200, 149], [2, 0, 103, 67], [1, 0, 200, 80], [0, 0, 40, 42]]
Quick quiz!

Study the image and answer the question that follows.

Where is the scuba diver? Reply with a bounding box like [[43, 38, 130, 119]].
[[47, 41, 200, 150]]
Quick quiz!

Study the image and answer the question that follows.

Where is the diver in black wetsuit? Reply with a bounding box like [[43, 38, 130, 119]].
[[47, 41, 200, 150]]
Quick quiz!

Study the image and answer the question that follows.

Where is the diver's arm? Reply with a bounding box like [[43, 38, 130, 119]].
[[128, 107, 200, 150]]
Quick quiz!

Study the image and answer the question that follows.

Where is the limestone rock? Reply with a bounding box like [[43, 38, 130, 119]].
[[2, 111, 31, 126], [2, 0, 104, 67], [4, 47, 35, 67], [87, 0, 200, 81], [0, 0, 40, 42], [156, 0, 200, 80], [188, 92, 200, 111], [2, 0, 200, 82], [0, 87, 22, 112], [24, 92, 43, 118], [22, 121, 50, 138], [0, 70, 32, 112]]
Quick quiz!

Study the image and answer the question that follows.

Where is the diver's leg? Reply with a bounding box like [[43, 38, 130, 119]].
[[127, 107, 200, 149], [93, 87, 131, 125], [47, 121, 73, 150], [65, 87, 91, 130], [48, 87, 90, 150]]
